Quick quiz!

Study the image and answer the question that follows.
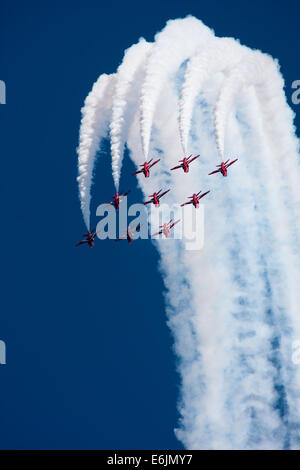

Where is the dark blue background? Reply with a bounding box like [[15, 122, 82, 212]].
[[0, 0, 299, 449]]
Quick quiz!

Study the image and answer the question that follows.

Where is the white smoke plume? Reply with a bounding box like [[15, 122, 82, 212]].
[[178, 37, 246, 155], [139, 17, 213, 159], [110, 39, 153, 189], [77, 73, 116, 229], [213, 52, 267, 160], [77, 17, 300, 449]]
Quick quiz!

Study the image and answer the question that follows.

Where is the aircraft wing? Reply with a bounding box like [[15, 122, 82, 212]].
[[180, 201, 193, 207], [199, 190, 210, 199], [149, 159, 160, 168], [132, 169, 143, 175], [121, 190, 131, 198], [144, 200, 153, 205], [170, 219, 180, 229], [226, 158, 238, 168], [159, 189, 170, 198], [208, 169, 220, 175], [188, 155, 200, 163], [170, 165, 182, 171], [152, 230, 163, 237], [75, 240, 88, 247]]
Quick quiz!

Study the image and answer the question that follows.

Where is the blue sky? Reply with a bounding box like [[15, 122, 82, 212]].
[[0, 0, 299, 449]]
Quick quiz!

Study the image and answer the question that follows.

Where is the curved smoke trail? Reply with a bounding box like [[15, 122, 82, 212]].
[[110, 39, 152, 190], [213, 52, 265, 160], [139, 16, 213, 159], [178, 37, 246, 155], [77, 17, 300, 449], [77, 73, 116, 229]]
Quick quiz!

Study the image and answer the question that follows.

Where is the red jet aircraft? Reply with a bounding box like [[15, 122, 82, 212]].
[[132, 158, 160, 178], [152, 219, 180, 238], [75, 228, 99, 248], [170, 154, 200, 173], [106, 190, 130, 210], [181, 190, 210, 208], [209, 158, 238, 177], [115, 224, 141, 244], [144, 189, 170, 207]]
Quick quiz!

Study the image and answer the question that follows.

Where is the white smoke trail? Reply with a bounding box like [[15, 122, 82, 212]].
[[250, 57, 300, 448], [77, 73, 116, 229], [209, 49, 300, 447], [213, 52, 267, 160], [110, 39, 152, 190], [178, 37, 246, 155], [127, 72, 288, 449], [77, 17, 300, 449], [139, 16, 213, 159]]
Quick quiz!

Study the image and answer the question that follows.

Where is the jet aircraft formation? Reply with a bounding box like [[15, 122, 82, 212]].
[[76, 155, 238, 247]]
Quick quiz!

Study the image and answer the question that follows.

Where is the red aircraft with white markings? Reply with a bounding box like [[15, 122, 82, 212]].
[[115, 224, 141, 244], [181, 190, 210, 208], [106, 190, 130, 210], [144, 189, 170, 207], [170, 154, 200, 173], [152, 219, 180, 238], [209, 158, 238, 177], [132, 158, 160, 178], [75, 228, 99, 248]]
